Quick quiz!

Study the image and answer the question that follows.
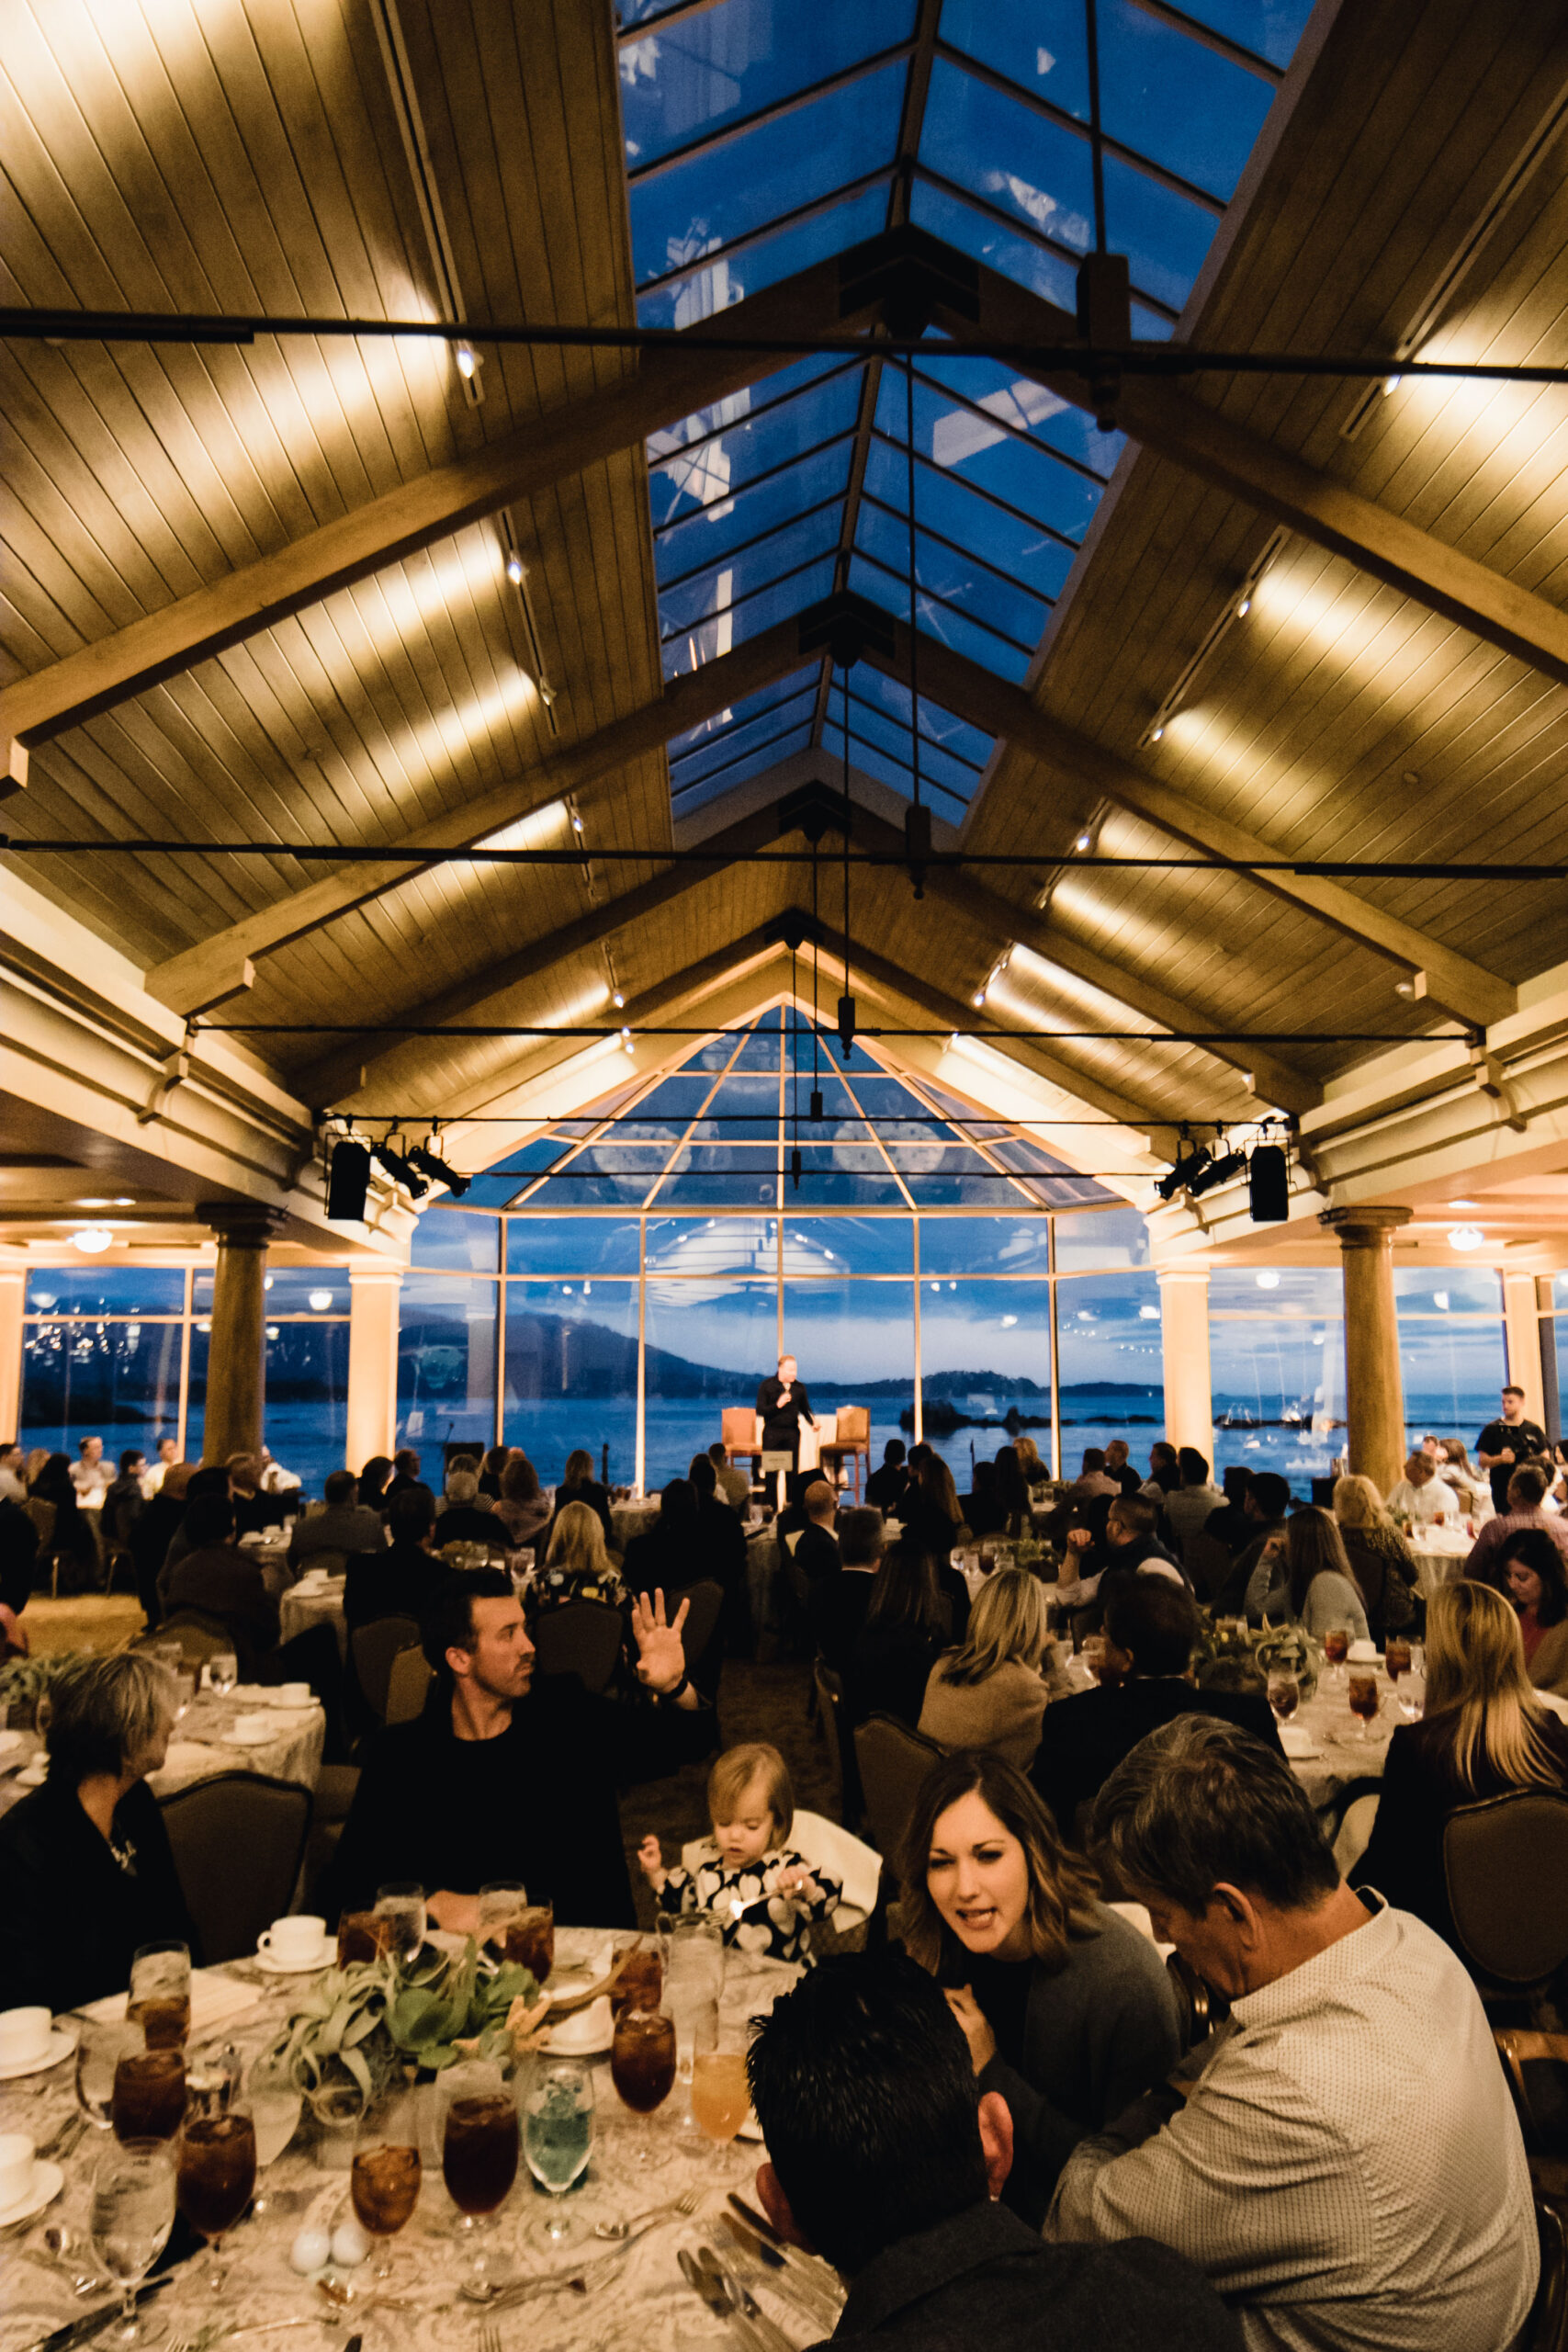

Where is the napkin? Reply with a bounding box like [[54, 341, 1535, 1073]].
[[85, 1967, 264, 2031], [152, 1740, 227, 1776], [1279, 1724, 1319, 1758], [1347, 1640, 1379, 1663]]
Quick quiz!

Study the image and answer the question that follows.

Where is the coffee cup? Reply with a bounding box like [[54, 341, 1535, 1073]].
[[232, 1712, 273, 1743], [270, 1682, 311, 1708], [258, 1915, 326, 1967], [0, 2007, 52, 2069], [0, 2132, 36, 2209]]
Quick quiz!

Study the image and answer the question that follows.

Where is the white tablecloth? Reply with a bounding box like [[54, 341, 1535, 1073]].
[[0, 1691, 326, 1822], [1406, 1525, 1473, 1595], [1283, 1662, 1418, 1812], [278, 1578, 348, 1659], [0, 1932, 838, 2352]]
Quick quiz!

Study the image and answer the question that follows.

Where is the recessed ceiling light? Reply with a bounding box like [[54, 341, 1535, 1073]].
[[1150, 724, 1164, 742], [1448, 1198, 1480, 1208], [73, 1227, 114, 1254], [1256, 1270, 1280, 1289], [1236, 595, 1251, 616], [1447, 1225, 1484, 1250], [505, 548, 525, 584], [308, 1289, 334, 1312]]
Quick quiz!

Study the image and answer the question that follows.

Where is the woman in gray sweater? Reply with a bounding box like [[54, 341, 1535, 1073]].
[[898, 1749, 1180, 2228]]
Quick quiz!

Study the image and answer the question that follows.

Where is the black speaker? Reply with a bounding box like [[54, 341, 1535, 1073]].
[[1248, 1145, 1289, 1223], [326, 1139, 370, 1222]]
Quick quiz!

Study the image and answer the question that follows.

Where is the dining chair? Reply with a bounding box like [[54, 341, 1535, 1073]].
[[1525, 2195, 1568, 2352], [349, 1613, 424, 1723], [382, 1645, 434, 1725], [1495, 2030, 1568, 2200], [675, 1806, 883, 1939], [160, 1770, 313, 1963], [155, 1611, 245, 1666], [667, 1578, 724, 1676], [853, 1713, 944, 1863], [812, 1657, 857, 1827], [1444, 1789, 1568, 2000], [530, 1600, 626, 1696]]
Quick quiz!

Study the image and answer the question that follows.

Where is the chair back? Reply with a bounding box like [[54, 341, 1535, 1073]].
[[157, 1611, 243, 1663], [792, 1807, 881, 1929], [722, 1408, 761, 1454], [1444, 1790, 1568, 1987], [813, 1657, 859, 1826], [351, 1614, 423, 1722], [671, 1579, 724, 1671], [24, 1498, 56, 1546], [832, 1407, 869, 1445], [853, 1712, 944, 1861], [160, 1770, 313, 1962], [531, 1601, 625, 1696], [1528, 2195, 1568, 2352], [384, 1645, 434, 1725], [1182, 1528, 1233, 1601]]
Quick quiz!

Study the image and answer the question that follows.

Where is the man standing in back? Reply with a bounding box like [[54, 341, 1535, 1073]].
[[1477, 1382, 1548, 1513]]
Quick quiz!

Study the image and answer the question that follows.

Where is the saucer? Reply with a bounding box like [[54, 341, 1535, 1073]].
[[544, 2013, 613, 2057], [0, 2160, 63, 2226], [225, 1723, 279, 1748], [0, 2030, 77, 2083], [254, 1941, 333, 1977]]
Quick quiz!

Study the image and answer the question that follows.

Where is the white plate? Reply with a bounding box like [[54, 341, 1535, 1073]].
[[543, 2018, 613, 2056], [0, 2160, 64, 2226], [0, 2030, 76, 2082], [254, 1941, 334, 1977], [225, 1724, 280, 1748]]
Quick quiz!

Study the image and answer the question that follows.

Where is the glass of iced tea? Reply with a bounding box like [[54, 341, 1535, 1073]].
[[1384, 1636, 1412, 1681], [502, 1904, 554, 1985], [336, 1912, 396, 1968], [351, 2132, 422, 2279], [175, 2110, 256, 2288], [691, 2046, 751, 2170], [610, 2007, 676, 2167], [1348, 1669, 1382, 1740], [1322, 1626, 1350, 1683], [1266, 1671, 1300, 1723], [112, 2050, 187, 2144], [129, 1944, 190, 2051], [439, 2064, 518, 2272]]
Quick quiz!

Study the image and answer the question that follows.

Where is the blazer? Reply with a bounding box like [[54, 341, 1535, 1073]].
[[0, 1772, 199, 2013]]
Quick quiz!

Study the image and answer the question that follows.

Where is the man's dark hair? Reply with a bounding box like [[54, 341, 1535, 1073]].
[[425, 1566, 513, 1668], [186, 1464, 231, 1502], [1222, 1465, 1253, 1501], [186, 1495, 235, 1547], [1091, 1715, 1338, 1916], [1503, 1384, 1526, 1399], [324, 1469, 357, 1508], [118, 1449, 144, 1476], [1507, 1463, 1550, 1510], [393, 1447, 422, 1476], [1150, 1442, 1178, 1465], [1104, 1577, 1199, 1676], [1177, 1447, 1211, 1485], [1250, 1471, 1291, 1519], [687, 1453, 717, 1497], [838, 1507, 885, 1567], [707, 1442, 728, 1465], [388, 1487, 437, 1543], [1107, 1493, 1156, 1539], [747, 1953, 989, 2275], [1082, 1447, 1106, 1472], [882, 1439, 906, 1466]]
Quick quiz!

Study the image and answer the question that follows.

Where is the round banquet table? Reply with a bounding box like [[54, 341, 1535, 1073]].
[[278, 1576, 348, 1659], [1280, 1658, 1419, 1814], [1405, 1523, 1474, 1595], [0, 1689, 326, 1822], [0, 1929, 842, 2352]]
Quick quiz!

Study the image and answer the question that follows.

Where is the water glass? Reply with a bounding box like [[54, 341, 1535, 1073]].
[[90, 2137, 176, 2346], [477, 1881, 527, 1950], [243, 2052, 301, 2214], [129, 1943, 190, 2051], [374, 1883, 427, 1966], [522, 2057, 594, 2247], [660, 1913, 725, 2005], [78, 2022, 141, 2132], [664, 1984, 718, 2132], [208, 1654, 238, 1699]]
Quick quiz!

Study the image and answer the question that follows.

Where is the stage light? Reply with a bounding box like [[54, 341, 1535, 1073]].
[[371, 1140, 429, 1200], [407, 1142, 471, 1198], [1448, 1224, 1484, 1250], [308, 1289, 334, 1312], [1189, 1148, 1247, 1197], [1237, 595, 1251, 616], [73, 1227, 113, 1253], [505, 548, 525, 584], [1155, 1144, 1211, 1201]]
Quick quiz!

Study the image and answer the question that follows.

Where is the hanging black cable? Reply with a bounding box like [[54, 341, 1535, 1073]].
[[1085, 0, 1108, 256], [1076, 0, 1129, 430], [903, 356, 931, 899], [789, 942, 802, 1191], [838, 665, 857, 1058]]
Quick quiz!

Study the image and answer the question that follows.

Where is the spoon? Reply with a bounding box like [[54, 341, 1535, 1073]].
[[39, 2223, 107, 2297]]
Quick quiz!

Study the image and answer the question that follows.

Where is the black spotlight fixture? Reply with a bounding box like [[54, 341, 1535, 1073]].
[[1154, 1141, 1211, 1202], [371, 1138, 429, 1200], [1188, 1147, 1247, 1199], [325, 1138, 370, 1222], [1248, 1144, 1290, 1222], [408, 1140, 470, 1197]]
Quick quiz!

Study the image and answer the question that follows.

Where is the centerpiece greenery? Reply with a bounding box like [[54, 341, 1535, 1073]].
[[264, 1939, 543, 2113]]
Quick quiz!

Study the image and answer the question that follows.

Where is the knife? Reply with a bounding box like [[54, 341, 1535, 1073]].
[[696, 2249, 797, 2352], [726, 2195, 841, 2304], [678, 2246, 770, 2352], [717, 2217, 841, 2334], [28, 2274, 175, 2352]]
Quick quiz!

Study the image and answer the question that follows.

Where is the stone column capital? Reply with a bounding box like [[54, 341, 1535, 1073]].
[[1317, 1205, 1412, 1250], [197, 1201, 288, 1249], [348, 1265, 405, 1291], [1156, 1266, 1211, 1289]]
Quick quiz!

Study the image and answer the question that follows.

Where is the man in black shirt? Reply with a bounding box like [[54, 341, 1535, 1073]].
[[865, 1440, 909, 1516], [1477, 1384, 1550, 1512], [808, 1506, 885, 1671], [330, 1568, 708, 1930], [793, 1479, 842, 1585], [747, 1951, 1238, 2352], [756, 1352, 816, 1464], [344, 1489, 444, 1634]]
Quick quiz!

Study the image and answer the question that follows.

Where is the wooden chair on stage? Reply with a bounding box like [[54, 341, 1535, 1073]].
[[818, 1406, 871, 1502], [721, 1408, 763, 1487]]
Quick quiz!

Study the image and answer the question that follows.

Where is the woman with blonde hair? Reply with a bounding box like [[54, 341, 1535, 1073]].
[[491, 1450, 550, 1546], [1352, 1580, 1568, 1952], [532, 1498, 626, 1616], [898, 1748, 1179, 2227], [918, 1568, 1070, 1770], [1332, 1474, 1420, 1639], [1245, 1503, 1370, 1639]]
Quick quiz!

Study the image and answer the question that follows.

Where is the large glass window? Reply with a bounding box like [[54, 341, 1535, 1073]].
[[1055, 1272, 1164, 1476], [396, 1273, 499, 1455], [1207, 1268, 1345, 1485], [1394, 1268, 1506, 1451], [504, 1280, 639, 1487]]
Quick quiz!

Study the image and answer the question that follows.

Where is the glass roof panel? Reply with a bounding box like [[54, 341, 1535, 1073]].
[[620, 1, 917, 173], [649, 367, 863, 529], [637, 178, 893, 329], [863, 436, 1077, 601], [658, 506, 843, 639], [885, 369, 1105, 543], [1179, 0, 1316, 72], [846, 733, 971, 819], [849, 667, 994, 773], [627, 59, 907, 286], [841, 690, 985, 808], [667, 667, 819, 763], [732, 1017, 785, 1069], [671, 725, 815, 809], [1101, 151, 1224, 315], [655, 441, 854, 579], [919, 57, 1095, 267], [848, 552, 1032, 683], [662, 562, 837, 679], [669, 686, 818, 786], [853, 502, 1050, 654], [1098, 0, 1275, 198], [915, 353, 1120, 481]]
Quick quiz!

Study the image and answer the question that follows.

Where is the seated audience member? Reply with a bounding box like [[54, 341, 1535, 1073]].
[[846, 1539, 960, 1728], [1054, 1494, 1183, 1614], [141, 1436, 178, 1497], [29, 1453, 100, 1590], [356, 1453, 393, 1511], [1331, 1475, 1420, 1638], [0, 1655, 198, 2012], [1463, 1461, 1568, 1582], [1243, 1505, 1369, 1640], [382, 1447, 434, 1513], [808, 1506, 885, 1671], [1101, 1438, 1142, 1498], [0, 1510, 38, 1657], [129, 1459, 192, 1627], [864, 1438, 909, 1517], [152, 1460, 231, 1586], [1013, 1434, 1045, 1484], [1032, 1579, 1282, 1846], [160, 1495, 280, 1667], [639, 1740, 840, 1965], [0, 1441, 27, 1503], [1046, 1717, 1539, 2350], [1352, 1579, 1568, 1949], [1385, 1449, 1462, 1528], [745, 1964, 1235, 2352], [686, 1451, 749, 1605], [432, 1468, 502, 1553], [1496, 1526, 1568, 1698], [530, 1499, 627, 1616], [622, 1479, 698, 1597], [102, 1450, 147, 1547], [993, 1446, 1035, 1540], [478, 1443, 510, 1501], [963, 1459, 1006, 1540], [1200, 1467, 1254, 1557], [903, 1453, 965, 1558], [491, 1450, 552, 1547], [919, 1570, 1069, 1771], [330, 1569, 710, 1928], [1438, 1438, 1490, 1518], [72, 1434, 112, 1498], [1139, 1441, 1180, 1502], [290, 1468, 384, 1567], [707, 1438, 752, 1515], [226, 1451, 288, 1535], [1071, 1448, 1119, 1503], [900, 1751, 1180, 2227], [344, 1487, 445, 1634], [791, 1478, 842, 1586], [1211, 1473, 1292, 1615], [1162, 1451, 1225, 1559]]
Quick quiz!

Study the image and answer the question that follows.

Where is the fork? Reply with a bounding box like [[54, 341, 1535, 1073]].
[[593, 2186, 703, 2241]]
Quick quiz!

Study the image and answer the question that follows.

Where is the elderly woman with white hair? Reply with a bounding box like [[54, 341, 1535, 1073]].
[[0, 1653, 198, 2012]]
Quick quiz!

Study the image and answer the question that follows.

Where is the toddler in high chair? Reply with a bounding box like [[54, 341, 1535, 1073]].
[[637, 1740, 840, 1965]]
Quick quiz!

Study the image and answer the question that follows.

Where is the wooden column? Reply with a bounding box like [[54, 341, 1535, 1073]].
[[197, 1204, 286, 1463], [0, 1261, 26, 1442], [346, 1269, 402, 1469], [1156, 1268, 1213, 1460], [1319, 1206, 1412, 1493], [1502, 1271, 1546, 1427]]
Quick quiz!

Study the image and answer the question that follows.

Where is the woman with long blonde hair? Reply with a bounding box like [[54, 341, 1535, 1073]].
[[1332, 1474, 1419, 1639], [917, 1568, 1069, 1770], [1245, 1504, 1370, 1639], [898, 1749, 1179, 2228], [1352, 1580, 1568, 1953], [531, 1498, 626, 1617]]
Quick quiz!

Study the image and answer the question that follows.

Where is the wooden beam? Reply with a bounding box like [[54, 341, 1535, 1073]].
[[931, 259, 1568, 695], [0, 257, 863, 758], [865, 623, 1517, 1030], [144, 622, 817, 1015]]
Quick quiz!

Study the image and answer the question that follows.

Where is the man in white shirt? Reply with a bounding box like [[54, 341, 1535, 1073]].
[[70, 1435, 112, 1499], [1384, 1450, 1461, 1526], [141, 1436, 178, 1498], [1046, 1715, 1537, 2350], [1069, 1447, 1120, 1502], [0, 1443, 25, 1504]]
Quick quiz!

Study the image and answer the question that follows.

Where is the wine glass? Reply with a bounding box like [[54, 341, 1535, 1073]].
[[208, 1653, 238, 1700], [351, 2098, 422, 2280], [439, 2061, 518, 2281], [90, 2137, 176, 2346], [522, 2057, 594, 2248], [691, 2043, 752, 2172], [78, 2023, 141, 2133], [477, 1881, 526, 1958], [1266, 1670, 1300, 1724], [243, 2052, 300, 2216], [609, 2007, 676, 2167], [373, 1883, 427, 1967], [1322, 1626, 1350, 1685], [1347, 1669, 1382, 1743], [175, 2109, 256, 2288]]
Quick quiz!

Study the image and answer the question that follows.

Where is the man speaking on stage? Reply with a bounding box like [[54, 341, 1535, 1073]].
[[757, 1352, 817, 1466]]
